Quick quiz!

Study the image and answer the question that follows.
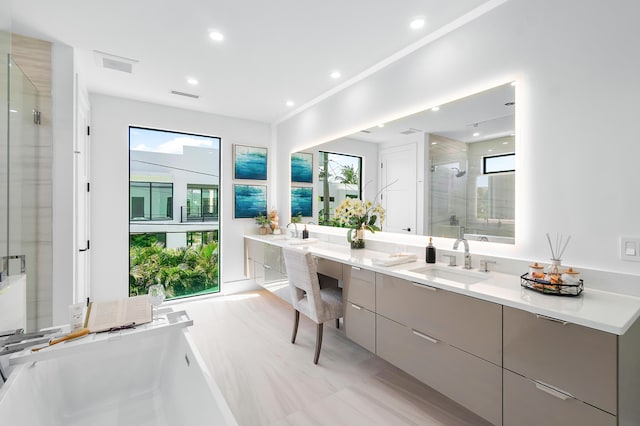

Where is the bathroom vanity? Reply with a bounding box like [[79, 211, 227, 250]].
[[245, 234, 640, 426]]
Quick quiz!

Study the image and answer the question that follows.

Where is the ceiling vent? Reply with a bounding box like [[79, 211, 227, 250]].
[[399, 127, 423, 135], [170, 90, 200, 99], [94, 50, 138, 74]]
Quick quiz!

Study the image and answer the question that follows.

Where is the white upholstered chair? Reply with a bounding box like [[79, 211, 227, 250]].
[[282, 246, 343, 364]]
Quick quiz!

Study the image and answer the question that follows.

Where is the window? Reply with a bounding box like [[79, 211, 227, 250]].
[[483, 153, 515, 174], [129, 126, 221, 300], [317, 151, 362, 226], [185, 185, 218, 222], [129, 182, 173, 221]]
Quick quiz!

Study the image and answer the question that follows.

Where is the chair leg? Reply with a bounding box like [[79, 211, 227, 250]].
[[313, 323, 324, 364], [291, 309, 300, 344], [336, 318, 340, 329]]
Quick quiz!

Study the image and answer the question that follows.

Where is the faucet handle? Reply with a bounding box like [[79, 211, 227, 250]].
[[480, 259, 496, 272], [442, 254, 457, 267]]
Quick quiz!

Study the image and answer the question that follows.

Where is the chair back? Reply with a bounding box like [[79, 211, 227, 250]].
[[282, 247, 325, 323]]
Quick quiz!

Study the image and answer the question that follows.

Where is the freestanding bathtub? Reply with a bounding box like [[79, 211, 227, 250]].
[[0, 311, 237, 426]]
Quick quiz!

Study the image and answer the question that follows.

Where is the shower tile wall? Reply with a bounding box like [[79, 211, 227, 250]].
[[11, 34, 53, 331], [429, 134, 467, 239]]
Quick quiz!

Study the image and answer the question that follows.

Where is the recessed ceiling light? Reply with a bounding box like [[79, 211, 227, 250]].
[[487, 149, 493, 152], [473, 132, 480, 137], [209, 30, 224, 41], [286, 100, 295, 107], [187, 78, 198, 85], [502, 141, 509, 145], [330, 71, 341, 79], [410, 16, 425, 30], [377, 123, 385, 128], [431, 106, 440, 112], [431, 142, 438, 145], [9, 109, 18, 113]]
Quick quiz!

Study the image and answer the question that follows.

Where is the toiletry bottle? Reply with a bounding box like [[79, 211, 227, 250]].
[[302, 225, 309, 239], [426, 237, 436, 263]]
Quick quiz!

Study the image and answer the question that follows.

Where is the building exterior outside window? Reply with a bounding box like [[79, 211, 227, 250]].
[[129, 127, 221, 299]]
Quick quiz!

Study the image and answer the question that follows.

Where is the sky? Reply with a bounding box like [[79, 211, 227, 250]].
[[130, 127, 220, 154]]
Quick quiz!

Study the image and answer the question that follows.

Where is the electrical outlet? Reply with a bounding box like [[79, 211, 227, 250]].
[[620, 236, 640, 262]]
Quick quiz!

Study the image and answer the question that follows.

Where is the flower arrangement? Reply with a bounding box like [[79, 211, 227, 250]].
[[334, 198, 385, 248]]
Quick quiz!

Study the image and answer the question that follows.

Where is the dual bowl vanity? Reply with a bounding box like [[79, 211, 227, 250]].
[[245, 233, 640, 426]]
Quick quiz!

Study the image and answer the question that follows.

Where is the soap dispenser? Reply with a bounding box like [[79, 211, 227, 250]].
[[302, 224, 309, 239], [426, 237, 436, 263]]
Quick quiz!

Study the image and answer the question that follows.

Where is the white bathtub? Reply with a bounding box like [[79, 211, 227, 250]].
[[0, 316, 237, 426]]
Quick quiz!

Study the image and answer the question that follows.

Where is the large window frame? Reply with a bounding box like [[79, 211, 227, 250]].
[[129, 126, 221, 300]]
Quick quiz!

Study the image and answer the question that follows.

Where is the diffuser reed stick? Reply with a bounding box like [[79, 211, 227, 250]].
[[546, 232, 571, 260]]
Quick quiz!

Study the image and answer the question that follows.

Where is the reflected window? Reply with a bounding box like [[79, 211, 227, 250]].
[[317, 151, 362, 226], [186, 185, 218, 221], [483, 153, 515, 174]]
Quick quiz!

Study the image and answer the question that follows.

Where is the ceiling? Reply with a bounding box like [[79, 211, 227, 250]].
[[10, 0, 491, 124]]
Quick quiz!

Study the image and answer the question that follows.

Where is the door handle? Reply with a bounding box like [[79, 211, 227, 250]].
[[79, 240, 90, 252], [402, 228, 411, 232]]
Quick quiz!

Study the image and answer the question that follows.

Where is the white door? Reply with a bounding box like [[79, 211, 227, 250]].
[[379, 144, 417, 234], [74, 79, 91, 304]]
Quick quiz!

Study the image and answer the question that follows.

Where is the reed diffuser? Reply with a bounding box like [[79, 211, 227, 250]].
[[545, 232, 571, 274]]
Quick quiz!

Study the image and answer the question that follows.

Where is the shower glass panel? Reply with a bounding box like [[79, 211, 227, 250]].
[[2, 56, 40, 332]]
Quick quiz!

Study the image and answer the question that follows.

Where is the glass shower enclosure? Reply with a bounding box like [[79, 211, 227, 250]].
[[1, 33, 41, 333]]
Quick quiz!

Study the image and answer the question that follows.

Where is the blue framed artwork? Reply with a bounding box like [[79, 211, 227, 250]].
[[234, 184, 267, 219], [291, 152, 313, 183], [234, 145, 267, 180], [291, 186, 313, 217]]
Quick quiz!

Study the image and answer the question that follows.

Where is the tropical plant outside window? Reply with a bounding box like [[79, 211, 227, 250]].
[[129, 127, 221, 299], [317, 151, 362, 226]]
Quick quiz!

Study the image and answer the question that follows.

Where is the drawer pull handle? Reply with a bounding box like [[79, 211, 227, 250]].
[[411, 329, 439, 344], [534, 380, 573, 401], [351, 304, 362, 310], [412, 282, 437, 291], [263, 264, 272, 270], [351, 266, 361, 271], [535, 314, 569, 325]]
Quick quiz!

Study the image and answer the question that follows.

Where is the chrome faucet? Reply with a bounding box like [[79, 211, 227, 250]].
[[286, 222, 299, 238], [453, 238, 472, 269]]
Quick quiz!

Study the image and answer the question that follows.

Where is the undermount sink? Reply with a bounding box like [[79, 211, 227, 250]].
[[408, 265, 487, 285]]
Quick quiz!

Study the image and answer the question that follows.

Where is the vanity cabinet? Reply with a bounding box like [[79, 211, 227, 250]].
[[503, 306, 616, 415], [343, 265, 375, 353], [503, 369, 615, 426], [376, 274, 502, 365], [377, 314, 502, 425], [245, 239, 286, 286], [375, 273, 502, 425]]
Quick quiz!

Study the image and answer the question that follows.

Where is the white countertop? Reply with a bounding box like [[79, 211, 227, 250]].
[[246, 234, 640, 335]]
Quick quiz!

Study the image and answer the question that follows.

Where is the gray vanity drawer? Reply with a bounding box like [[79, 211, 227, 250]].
[[503, 369, 615, 426], [344, 301, 375, 353], [343, 265, 375, 311], [503, 306, 617, 414], [376, 273, 501, 365], [376, 314, 501, 426]]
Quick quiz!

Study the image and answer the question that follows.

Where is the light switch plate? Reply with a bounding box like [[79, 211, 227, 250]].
[[620, 236, 640, 262]]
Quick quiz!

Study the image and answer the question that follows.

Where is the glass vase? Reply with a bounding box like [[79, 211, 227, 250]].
[[349, 227, 365, 249]]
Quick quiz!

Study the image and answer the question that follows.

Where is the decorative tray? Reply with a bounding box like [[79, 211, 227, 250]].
[[520, 273, 583, 297]]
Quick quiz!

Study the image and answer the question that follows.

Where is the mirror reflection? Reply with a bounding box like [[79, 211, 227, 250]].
[[294, 82, 516, 244]]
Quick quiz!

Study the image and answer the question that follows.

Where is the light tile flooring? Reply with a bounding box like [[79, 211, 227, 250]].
[[176, 290, 492, 426]]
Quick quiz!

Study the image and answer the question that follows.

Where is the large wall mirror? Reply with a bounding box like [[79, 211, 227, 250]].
[[292, 82, 516, 244]]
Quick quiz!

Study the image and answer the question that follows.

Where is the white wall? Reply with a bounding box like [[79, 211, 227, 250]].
[[276, 0, 640, 277], [89, 94, 270, 302], [51, 43, 75, 325]]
